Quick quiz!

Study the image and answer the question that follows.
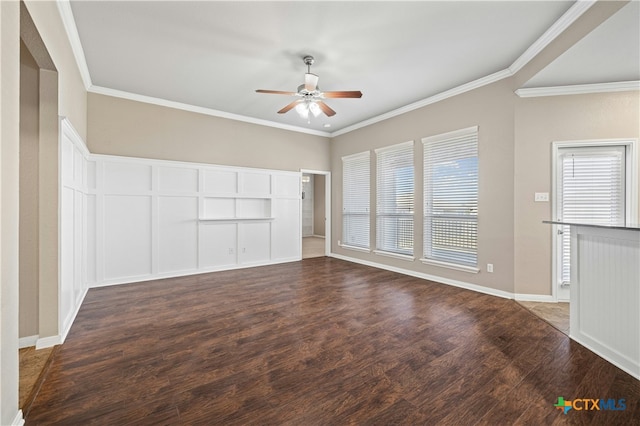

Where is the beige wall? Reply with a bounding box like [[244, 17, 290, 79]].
[[24, 1, 87, 140], [313, 175, 326, 236], [514, 91, 640, 295], [332, 79, 516, 294], [87, 93, 331, 172], [1, 1, 85, 422], [1, 1, 21, 422], [19, 40, 40, 338]]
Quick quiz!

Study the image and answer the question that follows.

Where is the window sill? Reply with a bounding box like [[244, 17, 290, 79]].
[[338, 243, 371, 253], [374, 250, 415, 261], [419, 258, 480, 273]]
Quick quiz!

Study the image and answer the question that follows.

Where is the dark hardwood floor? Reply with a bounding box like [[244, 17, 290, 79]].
[[26, 257, 639, 425]]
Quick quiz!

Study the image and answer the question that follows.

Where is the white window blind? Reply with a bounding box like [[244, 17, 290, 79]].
[[342, 151, 370, 249], [376, 141, 414, 256], [423, 127, 478, 267], [558, 146, 625, 284]]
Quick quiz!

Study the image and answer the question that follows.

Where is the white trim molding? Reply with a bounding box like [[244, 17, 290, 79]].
[[56, 1, 92, 89], [514, 293, 557, 303], [89, 85, 331, 138], [515, 81, 640, 98], [36, 335, 62, 350], [55, 0, 597, 139], [419, 258, 480, 274], [331, 252, 514, 300], [508, 0, 597, 74], [332, 70, 511, 137], [18, 335, 39, 349]]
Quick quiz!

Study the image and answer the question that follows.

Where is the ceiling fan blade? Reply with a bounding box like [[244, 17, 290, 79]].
[[317, 101, 336, 117], [322, 91, 363, 98], [304, 73, 319, 91], [256, 89, 298, 96], [277, 100, 302, 114]]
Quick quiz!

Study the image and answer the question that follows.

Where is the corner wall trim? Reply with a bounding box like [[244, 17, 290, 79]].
[[515, 81, 640, 98], [329, 252, 514, 300]]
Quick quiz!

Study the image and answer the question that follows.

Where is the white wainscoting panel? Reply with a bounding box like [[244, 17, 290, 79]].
[[104, 161, 152, 193], [90, 156, 302, 287], [199, 222, 238, 268], [158, 166, 198, 193], [203, 169, 237, 194], [58, 118, 90, 344], [272, 198, 302, 260], [86, 194, 97, 284], [158, 196, 198, 273], [239, 222, 271, 264], [103, 195, 152, 280], [274, 173, 301, 197], [241, 172, 271, 195]]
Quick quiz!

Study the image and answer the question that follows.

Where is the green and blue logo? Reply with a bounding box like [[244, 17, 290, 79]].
[[554, 397, 626, 415]]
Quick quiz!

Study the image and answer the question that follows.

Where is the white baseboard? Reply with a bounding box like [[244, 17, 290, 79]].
[[60, 287, 89, 343], [311, 234, 326, 239], [330, 252, 514, 300], [12, 409, 24, 426], [36, 334, 62, 350], [19, 335, 39, 348], [90, 257, 302, 288], [514, 293, 557, 302]]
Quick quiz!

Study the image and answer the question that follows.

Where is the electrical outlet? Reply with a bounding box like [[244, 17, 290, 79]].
[[487, 263, 494, 273], [534, 192, 549, 202]]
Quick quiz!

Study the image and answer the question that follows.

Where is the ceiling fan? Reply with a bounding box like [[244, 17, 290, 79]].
[[256, 55, 362, 121]]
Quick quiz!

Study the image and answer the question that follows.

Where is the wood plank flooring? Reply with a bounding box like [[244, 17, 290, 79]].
[[26, 258, 639, 425]]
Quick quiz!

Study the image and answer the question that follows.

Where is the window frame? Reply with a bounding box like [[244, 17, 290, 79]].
[[374, 141, 415, 260], [341, 151, 371, 251], [421, 126, 479, 273]]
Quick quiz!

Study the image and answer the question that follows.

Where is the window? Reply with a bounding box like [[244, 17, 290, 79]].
[[375, 141, 414, 257], [342, 151, 370, 249], [422, 127, 478, 269], [557, 146, 626, 285]]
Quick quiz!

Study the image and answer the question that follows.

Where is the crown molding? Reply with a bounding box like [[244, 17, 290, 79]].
[[58, 0, 602, 138], [56, 0, 92, 89], [331, 69, 512, 137], [515, 81, 640, 98], [508, 0, 597, 75], [88, 86, 331, 137]]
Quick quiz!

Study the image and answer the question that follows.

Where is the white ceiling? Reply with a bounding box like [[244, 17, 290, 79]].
[[66, 1, 636, 136], [523, 0, 640, 87]]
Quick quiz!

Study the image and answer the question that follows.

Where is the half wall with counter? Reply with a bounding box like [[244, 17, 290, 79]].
[[545, 221, 640, 379]]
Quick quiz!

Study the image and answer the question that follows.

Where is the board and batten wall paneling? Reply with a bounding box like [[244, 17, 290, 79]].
[[59, 118, 90, 344], [158, 196, 198, 273], [92, 155, 302, 287]]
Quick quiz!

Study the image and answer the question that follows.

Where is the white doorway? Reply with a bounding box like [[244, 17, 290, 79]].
[[300, 170, 331, 258], [552, 140, 638, 301]]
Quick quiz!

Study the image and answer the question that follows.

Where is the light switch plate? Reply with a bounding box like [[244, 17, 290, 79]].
[[535, 192, 549, 202]]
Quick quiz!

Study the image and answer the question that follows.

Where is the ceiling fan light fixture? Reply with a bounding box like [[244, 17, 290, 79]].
[[256, 54, 362, 122], [295, 102, 310, 119], [309, 101, 322, 117], [304, 73, 319, 91]]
